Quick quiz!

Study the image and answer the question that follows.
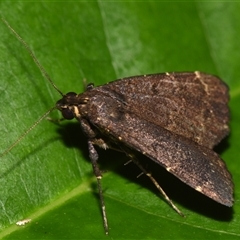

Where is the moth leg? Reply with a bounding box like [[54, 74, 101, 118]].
[[129, 154, 185, 217], [88, 140, 109, 235]]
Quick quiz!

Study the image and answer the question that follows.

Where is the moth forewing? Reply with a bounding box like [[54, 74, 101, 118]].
[[78, 74, 233, 207]]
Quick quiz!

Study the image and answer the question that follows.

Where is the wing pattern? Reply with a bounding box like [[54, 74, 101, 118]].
[[84, 72, 233, 206], [97, 72, 229, 149]]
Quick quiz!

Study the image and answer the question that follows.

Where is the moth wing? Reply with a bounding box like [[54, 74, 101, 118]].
[[98, 72, 229, 149], [87, 94, 233, 206]]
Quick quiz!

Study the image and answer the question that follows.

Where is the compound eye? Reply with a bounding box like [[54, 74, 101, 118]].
[[61, 108, 74, 120]]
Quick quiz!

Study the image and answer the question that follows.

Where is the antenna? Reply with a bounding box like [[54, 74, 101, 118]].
[[0, 107, 56, 158], [1, 18, 64, 96], [1, 19, 60, 157]]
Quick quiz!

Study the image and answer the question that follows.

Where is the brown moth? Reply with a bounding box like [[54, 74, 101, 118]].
[[2, 19, 233, 234]]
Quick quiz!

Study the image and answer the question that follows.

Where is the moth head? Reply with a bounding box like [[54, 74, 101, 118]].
[[56, 92, 78, 120]]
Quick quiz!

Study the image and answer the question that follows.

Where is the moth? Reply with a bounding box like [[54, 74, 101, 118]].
[[1, 19, 233, 234]]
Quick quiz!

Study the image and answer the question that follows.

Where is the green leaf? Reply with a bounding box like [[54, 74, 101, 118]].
[[0, 1, 240, 239]]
